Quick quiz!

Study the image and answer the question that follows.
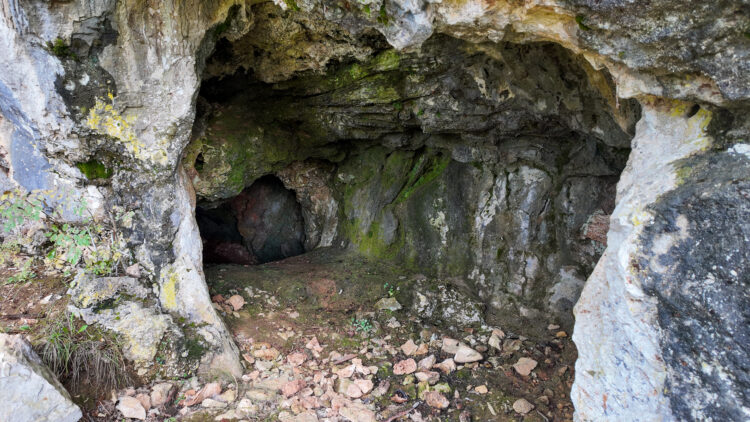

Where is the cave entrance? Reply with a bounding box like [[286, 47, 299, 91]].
[[184, 6, 641, 419], [186, 25, 640, 330], [196, 175, 306, 265]]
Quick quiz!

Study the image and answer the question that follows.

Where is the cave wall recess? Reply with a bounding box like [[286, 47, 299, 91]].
[[186, 32, 639, 328]]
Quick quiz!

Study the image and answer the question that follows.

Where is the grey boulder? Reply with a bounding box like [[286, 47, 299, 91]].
[[0, 334, 82, 422]]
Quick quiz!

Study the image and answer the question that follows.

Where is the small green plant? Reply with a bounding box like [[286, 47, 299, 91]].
[[284, 0, 300, 11], [37, 313, 130, 393], [6, 258, 35, 284], [174, 395, 185, 406], [46, 38, 76, 59], [383, 282, 397, 297], [0, 190, 43, 233], [377, 3, 389, 25], [47, 223, 92, 267], [0, 189, 132, 278], [351, 317, 373, 333]]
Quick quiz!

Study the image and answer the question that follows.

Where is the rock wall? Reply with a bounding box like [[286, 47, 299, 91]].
[[0, 0, 246, 377], [1, 0, 748, 420]]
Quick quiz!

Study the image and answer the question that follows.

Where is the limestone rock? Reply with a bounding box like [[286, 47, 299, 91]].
[[393, 358, 417, 375], [215, 409, 240, 420], [424, 391, 450, 409], [72, 301, 170, 364], [150, 382, 174, 407], [236, 398, 259, 417], [400, 339, 418, 356], [354, 379, 374, 395], [375, 297, 402, 311], [440, 338, 460, 354], [415, 371, 440, 385], [488, 334, 501, 351], [513, 398, 534, 415], [411, 281, 484, 327], [454, 345, 482, 363], [433, 358, 456, 375], [293, 412, 319, 422], [571, 102, 750, 421], [125, 263, 142, 278], [218, 389, 237, 403], [69, 274, 149, 309], [339, 401, 377, 422], [117, 396, 146, 420], [253, 347, 280, 360], [2, 2, 749, 421], [306, 337, 323, 353], [287, 351, 307, 366], [201, 398, 227, 408], [135, 393, 151, 411], [282, 379, 306, 397], [513, 357, 538, 376], [417, 354, 436, 371], [0, 335, 82, 422], [227, 294, 246, 311], [345, 379, 373, 398], [183, 382, 221, 407]]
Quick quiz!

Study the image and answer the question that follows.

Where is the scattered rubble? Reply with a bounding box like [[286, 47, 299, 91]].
[[103, 258, 576, 421]]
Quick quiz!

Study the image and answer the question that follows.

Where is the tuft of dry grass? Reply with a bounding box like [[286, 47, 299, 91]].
[[36, 313, 130, 393]]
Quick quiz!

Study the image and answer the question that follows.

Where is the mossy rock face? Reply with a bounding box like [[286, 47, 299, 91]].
[[76, 160, 112, 180]]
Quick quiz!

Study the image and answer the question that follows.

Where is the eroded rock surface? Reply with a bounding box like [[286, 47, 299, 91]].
[[0, 334, 82, 422], [573, 102, 750, 421]]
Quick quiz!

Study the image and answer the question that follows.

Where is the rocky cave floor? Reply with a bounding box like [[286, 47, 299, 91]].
[[1, 248, 576, 421]]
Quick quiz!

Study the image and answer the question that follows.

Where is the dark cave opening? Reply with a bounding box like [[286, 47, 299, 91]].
[[197, 175, 306, 265]]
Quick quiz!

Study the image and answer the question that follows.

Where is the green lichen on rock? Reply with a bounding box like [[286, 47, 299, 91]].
[[184, 100, 308, 200], [372, 49, 400, 72], [395, 152, 451, 204]]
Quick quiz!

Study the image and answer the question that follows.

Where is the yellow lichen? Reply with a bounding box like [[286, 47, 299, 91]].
[[630, 210, 651, 227], [86, 94, 146, 158], [162, 270, 179, 310]]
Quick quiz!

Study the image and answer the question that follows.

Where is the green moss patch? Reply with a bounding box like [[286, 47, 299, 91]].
[[76, 160, 112, 180]]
